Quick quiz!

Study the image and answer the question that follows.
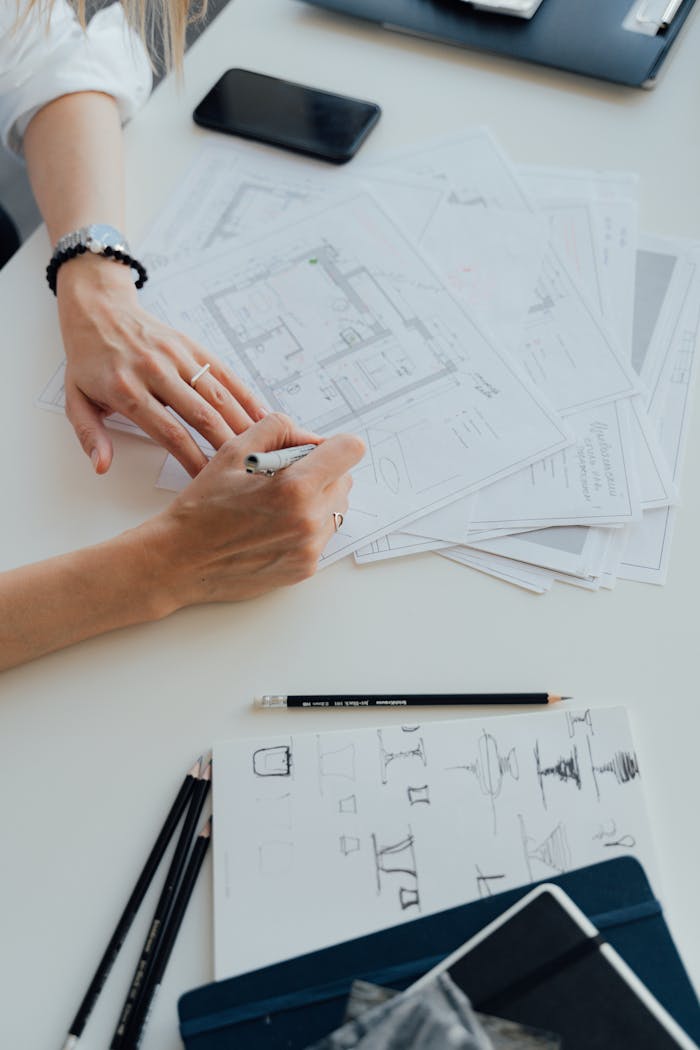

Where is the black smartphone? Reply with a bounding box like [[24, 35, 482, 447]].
[[193, 69, 381, 165]]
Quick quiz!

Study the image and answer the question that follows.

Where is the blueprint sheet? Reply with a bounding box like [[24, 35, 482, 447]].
[[141, 191, 570, 563], [212, 707, 658, 980]]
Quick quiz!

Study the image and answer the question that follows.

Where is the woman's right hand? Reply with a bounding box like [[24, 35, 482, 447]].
[[139, 413, 365, 614]]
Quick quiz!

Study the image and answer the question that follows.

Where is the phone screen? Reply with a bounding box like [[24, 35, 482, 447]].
[[193, 69, 381, 164]]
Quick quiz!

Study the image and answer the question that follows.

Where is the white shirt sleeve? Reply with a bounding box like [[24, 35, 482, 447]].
[[0, 0, 152, 157]]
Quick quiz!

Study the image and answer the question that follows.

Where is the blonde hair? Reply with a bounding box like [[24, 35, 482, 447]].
[[22, 0, 207, 72]]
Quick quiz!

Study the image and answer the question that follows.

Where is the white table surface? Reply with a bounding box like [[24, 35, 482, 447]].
[[1, 1, 699, 1047]]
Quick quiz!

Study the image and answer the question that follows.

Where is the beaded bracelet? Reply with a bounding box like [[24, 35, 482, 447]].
[[46, 244, 148, 296]]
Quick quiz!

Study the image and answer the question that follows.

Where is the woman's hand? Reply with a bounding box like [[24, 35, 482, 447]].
[[56, 254, 267, 476], [140, 413, 366, 612]]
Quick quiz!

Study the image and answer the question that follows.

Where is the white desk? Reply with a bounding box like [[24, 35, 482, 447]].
[[1, 1, 699, 1046]]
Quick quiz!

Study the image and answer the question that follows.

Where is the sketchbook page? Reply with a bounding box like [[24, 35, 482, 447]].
[[212, 707, 658, 980], [140, 192, 571, 565]]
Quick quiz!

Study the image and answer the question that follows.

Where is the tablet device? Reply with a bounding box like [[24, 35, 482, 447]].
[[412, 884, 698, 1049]]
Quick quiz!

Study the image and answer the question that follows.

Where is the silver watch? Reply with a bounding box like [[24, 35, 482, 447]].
[[53, 224, 131, 256]]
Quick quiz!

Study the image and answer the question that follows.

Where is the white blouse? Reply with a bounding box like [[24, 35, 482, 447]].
[[0, 0, 152, 157]]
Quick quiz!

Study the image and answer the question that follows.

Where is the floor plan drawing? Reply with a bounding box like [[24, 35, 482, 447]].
[[143, 191, 571, 562]]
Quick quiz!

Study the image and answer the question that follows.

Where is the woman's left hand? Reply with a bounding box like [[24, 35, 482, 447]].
[[56, 254, 267, 476]]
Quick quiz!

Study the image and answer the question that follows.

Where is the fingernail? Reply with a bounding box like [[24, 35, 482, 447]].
[[90, 449, 99, 470]]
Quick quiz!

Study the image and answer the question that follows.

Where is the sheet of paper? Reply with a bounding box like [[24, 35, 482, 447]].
[[448, 401, 642, 532], [139, 139, 447, 270], [420, 206, 548, 353], [212, 707, 658, 979], [354, 533, 450, 564], [439, 547, 555, 593], [375, 136, 641, 415], [619, 236, 700, 583], [144, 191, 571, 563], [517, 163, 639, 357], [468, 524, 611, 579]]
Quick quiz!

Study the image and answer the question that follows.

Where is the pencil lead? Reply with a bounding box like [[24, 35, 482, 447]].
[[548, 694, 572, 703], [200, 757, 213, 781], [188, 755, 202, 778]]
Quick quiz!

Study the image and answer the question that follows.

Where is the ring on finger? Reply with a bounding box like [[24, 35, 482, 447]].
[[190, 362, 211, 388], [333, 511, 344, 531]]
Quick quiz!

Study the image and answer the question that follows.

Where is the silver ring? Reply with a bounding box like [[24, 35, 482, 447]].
[[190, 362, 211, 388], [333, 511, 344, 531]]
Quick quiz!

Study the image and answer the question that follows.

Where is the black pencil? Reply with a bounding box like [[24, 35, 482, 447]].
[[109, 757, 212, 1050], [120, 818, 212, 1050], [61, 755, 202, 1050], [255, 693, 571, 709]]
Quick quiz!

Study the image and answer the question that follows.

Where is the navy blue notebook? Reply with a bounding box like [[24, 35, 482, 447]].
[[299, 0, 697, 88], [178, 858, 700, 1048]]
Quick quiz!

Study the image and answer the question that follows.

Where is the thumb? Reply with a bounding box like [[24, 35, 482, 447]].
[[221, 412, 320, 467], [65, 384, 114, 475]]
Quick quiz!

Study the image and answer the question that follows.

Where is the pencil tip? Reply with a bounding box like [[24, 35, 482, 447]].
[[200, 757, 213, 781], [548, 694, 572, 703], [201, 817, 212, 838], [188, 756, 202, 778]]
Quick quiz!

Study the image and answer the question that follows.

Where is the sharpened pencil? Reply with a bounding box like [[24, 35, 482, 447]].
[[255, 693, 571, 709], [120, 818, 212, 1050], [109, 756, 212, 1050], [61, 756, 201, 1050]]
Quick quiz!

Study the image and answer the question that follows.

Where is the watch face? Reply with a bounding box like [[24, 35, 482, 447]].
[[86, 224, 128, 252]]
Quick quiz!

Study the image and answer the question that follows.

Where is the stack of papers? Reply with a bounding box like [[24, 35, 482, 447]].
[[39, 128, 700, 590]]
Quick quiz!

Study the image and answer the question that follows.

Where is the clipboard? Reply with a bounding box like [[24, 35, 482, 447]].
[[298, 0, 698, 87]]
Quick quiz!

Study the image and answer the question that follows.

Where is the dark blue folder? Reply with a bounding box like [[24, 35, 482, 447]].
[[299, 0, 697, 88], [179, 858, 700, 1048]]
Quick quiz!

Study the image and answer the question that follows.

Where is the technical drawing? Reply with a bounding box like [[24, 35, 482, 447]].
[[519, 815, 572, 881], [475, 865, 506, 898], [371, 828, 421, 912], [378, 729, 427, 785], [587, 737, 641, 801], [566, 709, 594, 738], [338, 794, 358, 815], [253, 744, 292, 777], [447, 729, 519, 832], [203, 181, 310, 253], [340, 835, 361, 856], [317, 736, 356, 795], [255, 792, 292, 829], [407, 785, 431, 806], [534, 740, 582, 810], [258, 840, 294, 876]]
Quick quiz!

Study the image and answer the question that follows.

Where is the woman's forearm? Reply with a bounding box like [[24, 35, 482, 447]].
[[23, 90, 125, 244], [0, 530, 169, 672]]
